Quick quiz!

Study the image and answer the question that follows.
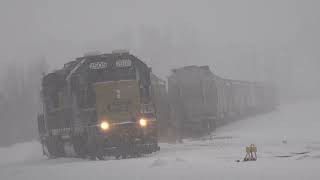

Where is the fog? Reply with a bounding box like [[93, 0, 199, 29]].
[[0, 0, 319, 145]]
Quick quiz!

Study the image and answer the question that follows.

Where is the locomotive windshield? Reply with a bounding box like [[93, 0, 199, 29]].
[[73, 57, 147, 109]]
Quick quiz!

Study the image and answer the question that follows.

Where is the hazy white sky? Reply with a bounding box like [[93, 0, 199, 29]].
[[0, 0, 319, 95]]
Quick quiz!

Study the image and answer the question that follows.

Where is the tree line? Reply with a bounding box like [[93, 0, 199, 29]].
[[0, 58, 48, 146]]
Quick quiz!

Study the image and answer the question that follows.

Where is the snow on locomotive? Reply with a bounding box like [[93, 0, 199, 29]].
[[37, 50, 166, 160], [168, 65, 277, 137]]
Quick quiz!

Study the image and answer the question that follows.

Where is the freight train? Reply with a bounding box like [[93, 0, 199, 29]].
[[37, 50, 167, 160], [37, 51, 278, 159], [168, 65, 277, 137]]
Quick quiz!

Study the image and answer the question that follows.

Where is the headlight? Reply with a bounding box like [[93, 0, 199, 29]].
[[100, 121, 110, 130], [139, 118, 147, 127]]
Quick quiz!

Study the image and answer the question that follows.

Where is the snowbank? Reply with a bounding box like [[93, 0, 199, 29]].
[[0, 141, 43, 165]]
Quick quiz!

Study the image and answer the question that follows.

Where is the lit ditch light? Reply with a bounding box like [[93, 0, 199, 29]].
[[139, 118, 147, 127], [100, 121, 110, 131]]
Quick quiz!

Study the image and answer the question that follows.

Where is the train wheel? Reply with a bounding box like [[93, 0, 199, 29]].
[[87, 136, 98, 160], [42, 140, 55, 158], [97, 155, 104, 160], [41, 141, 50, 157], [46, 136, 63, 158], [89, 155, 96, 160], [96, 145, 105, 160], [115, 155, 121, 160], [72, 136, 87, 158], [122, 154, 128, 159], [86, 135, 105, 160]]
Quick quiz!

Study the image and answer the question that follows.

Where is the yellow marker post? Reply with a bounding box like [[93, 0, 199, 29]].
[[243, 144, 257, 161]]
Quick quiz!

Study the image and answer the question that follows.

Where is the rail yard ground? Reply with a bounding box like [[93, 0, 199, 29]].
[[1, 100, 320, 180]]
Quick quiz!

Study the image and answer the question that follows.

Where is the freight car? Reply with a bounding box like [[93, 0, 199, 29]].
[[37, 50, 167, 160], [168, 65, 277, 137]]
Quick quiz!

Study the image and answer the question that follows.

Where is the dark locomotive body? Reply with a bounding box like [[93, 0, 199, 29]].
[[38, 51, 165, 159], [168, 65, 277, 138]]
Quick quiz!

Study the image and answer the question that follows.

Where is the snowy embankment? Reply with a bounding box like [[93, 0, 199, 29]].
[[1, 100, 320, 180], [0, 141, 42, 166]]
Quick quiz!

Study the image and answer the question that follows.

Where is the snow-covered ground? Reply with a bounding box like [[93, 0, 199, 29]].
[[1, 100, 320, 180]]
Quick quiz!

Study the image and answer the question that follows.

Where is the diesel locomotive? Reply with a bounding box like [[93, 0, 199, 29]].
[[37, 50, 165, 159]]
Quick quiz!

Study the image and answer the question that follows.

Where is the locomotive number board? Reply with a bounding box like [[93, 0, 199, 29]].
[[89, 59, 132, 70], [116, 59, 132, 68], [89, 61, 108, 70]]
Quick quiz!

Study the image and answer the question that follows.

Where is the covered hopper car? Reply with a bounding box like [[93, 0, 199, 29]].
[[168, 65, 277, 137]]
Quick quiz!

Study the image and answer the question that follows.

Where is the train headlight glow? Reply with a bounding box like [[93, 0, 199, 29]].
[[100, 121, 110, 130], [139, 118, 147, 127]]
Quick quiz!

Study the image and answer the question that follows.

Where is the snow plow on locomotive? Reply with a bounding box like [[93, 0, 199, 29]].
[[37, 50, 163, 160]]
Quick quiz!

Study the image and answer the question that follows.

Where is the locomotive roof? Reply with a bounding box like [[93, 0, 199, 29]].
[[43, 52, 149, 82], [74, 52, 147, 66]]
